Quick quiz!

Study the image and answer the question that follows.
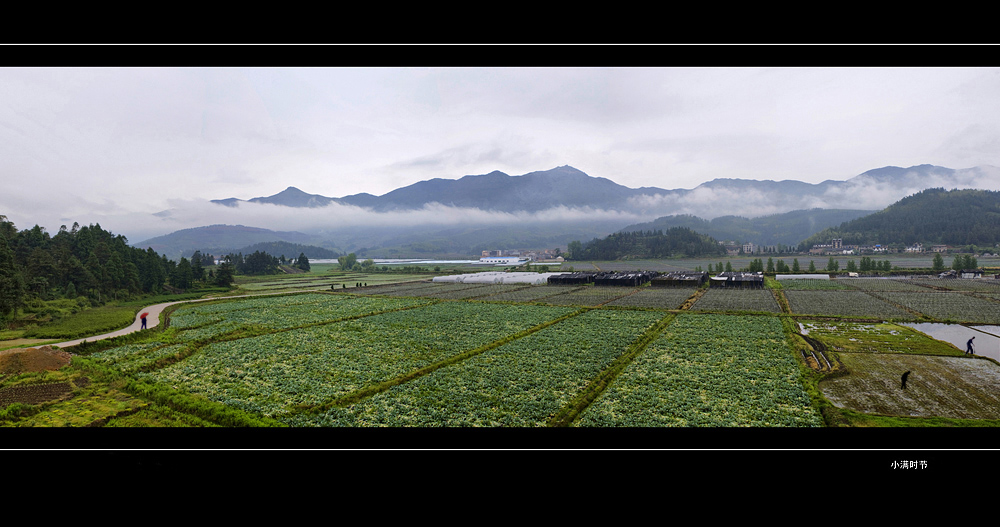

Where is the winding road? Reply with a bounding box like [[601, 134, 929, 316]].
[[35, 289, 328, 350]]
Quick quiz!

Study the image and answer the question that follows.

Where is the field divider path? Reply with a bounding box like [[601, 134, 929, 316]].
[[771, 288, 792, 314], [295, 307, 593, 415], [595, 287, 642, 307], [546, 312, 677, 427], [679, 287, 708, 310], [863, 290, 933, 321]]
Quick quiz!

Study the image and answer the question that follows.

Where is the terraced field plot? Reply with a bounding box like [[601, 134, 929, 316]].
[[784, 290, 915, 319], [902, 279, 1000, 293], [837, 278, 935, 292], [588, 260, 691, 273], [538, 286, 639, 306], [169, 293, 433, 334], [237, 272, 432, 293], [89, 342, 189, 373], [577, 314, 822, 427], [777, 279, 852, 291], [476, 284, 581, 303], [876, 292, 1000, 323], [289, 309, 665, 427], [352, 281, 450, 296], [141, 301, 577, 417], [603, 288, 696, 309], [798, 321, 963, 355], [690, 288, 781, 313], [820, 354, 1000, 419]]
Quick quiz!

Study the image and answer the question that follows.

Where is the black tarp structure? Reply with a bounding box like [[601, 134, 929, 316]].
[[709, 271, 765, 289], [593, 271, 660, 287], [651, 271, 708, 287], [547, 272, 597, 285]]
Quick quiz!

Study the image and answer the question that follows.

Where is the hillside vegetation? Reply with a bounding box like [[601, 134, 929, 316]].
[[568, 227, 726, 261], [802, 188, 1000, 248], [620, 208, 874, 247]]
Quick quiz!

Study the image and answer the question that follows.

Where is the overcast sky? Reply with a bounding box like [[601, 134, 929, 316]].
[[3, 62, 1000, 242]]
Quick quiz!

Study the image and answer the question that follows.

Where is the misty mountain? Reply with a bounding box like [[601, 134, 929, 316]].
[[349, 219, 631, 259], [619, 208, 876, 247], [210, 164, 1000, 219], [215, 166, 666, 213], [142, 163, 1000, 259], [136, 225, 323, 260]]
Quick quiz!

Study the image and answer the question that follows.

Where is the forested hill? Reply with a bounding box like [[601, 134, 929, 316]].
[[228, 241, 339, 260], [1, 217, 174, 316], [801, 188, 1000, 248], [619, 208, 874, 247], [568, 227, 726, 261]]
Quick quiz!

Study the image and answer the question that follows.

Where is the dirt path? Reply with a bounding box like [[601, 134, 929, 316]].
[[30, 289, 328, 351]]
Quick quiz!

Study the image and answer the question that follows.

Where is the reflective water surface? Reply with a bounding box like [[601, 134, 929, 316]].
[[901, 322, 1000, 362]]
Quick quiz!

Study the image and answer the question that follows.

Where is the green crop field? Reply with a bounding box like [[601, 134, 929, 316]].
[[577, 314, 823, 427], [5, 263, 1000, 430]]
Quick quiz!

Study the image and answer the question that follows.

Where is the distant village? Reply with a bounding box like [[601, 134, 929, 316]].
[[720, 238, 1000, 258], [479, 249, 565, 266]]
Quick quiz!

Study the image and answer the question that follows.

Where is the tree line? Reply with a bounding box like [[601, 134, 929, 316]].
[[0, 216, 187, 320], [567, 228, 726, 261]]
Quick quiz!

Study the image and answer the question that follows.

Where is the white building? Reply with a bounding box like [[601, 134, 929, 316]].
[[478, 256, 529, 266]]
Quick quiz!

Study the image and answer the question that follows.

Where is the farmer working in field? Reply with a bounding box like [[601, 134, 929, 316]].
[[901, 370, 910, 390], [967, 336, 975, 355]]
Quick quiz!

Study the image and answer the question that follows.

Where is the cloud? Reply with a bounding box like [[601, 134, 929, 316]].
[[116, 198, 651, 245]]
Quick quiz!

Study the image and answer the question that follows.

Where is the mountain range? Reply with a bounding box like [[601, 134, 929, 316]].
[[138, 163, 1000, 259], [209, 164, 1000, 216]]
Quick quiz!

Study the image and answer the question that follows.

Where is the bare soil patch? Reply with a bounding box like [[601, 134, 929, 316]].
[[0, 346, 73, 374], [0, 381, 74, 406]]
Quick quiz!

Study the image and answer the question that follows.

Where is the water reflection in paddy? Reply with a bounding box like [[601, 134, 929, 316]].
[[900, 322, 1000, 362]]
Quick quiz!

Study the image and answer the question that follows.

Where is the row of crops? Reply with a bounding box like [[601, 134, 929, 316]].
[[350, 278, 1000, 323], [84, 290, 824, 427], [75, 272, 1000, 428]]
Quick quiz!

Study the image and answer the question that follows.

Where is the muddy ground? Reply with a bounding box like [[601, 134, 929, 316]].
[[0, 346, 72, 374]]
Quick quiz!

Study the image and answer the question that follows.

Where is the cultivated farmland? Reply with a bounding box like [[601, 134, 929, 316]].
[[577, 314, 822, 427], [6, 262, 1000, 429], [784, 290, 916, 319], [690, 288, 782, 313], [820, 354, 1000, 419]]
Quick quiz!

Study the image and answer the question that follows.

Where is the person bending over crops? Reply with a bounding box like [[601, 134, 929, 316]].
[[901, 370, 910, 390], [967, 336, 975, 355]]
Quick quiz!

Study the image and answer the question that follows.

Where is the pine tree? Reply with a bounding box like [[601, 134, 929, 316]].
[[296, 253, 310, 272], [932, 252, 945, 271], [173, 257, 193, 289], [0, 233, 25, 321], [215, 261, 234, 287]]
